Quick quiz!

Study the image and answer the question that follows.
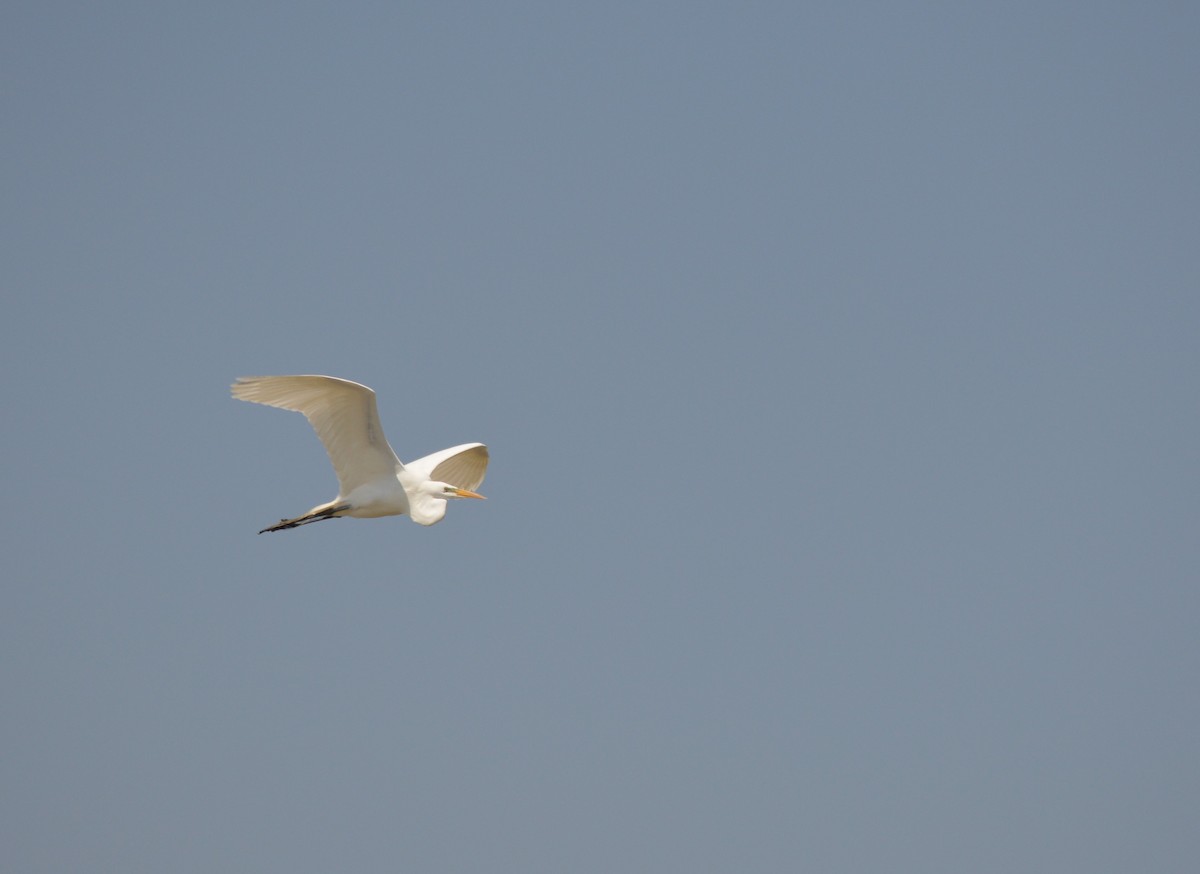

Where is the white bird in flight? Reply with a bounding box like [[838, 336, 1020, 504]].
[[232, 375, 488, 533]]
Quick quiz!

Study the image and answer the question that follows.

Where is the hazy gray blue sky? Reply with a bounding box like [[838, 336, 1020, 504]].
[[3, 2, 1197, 872]]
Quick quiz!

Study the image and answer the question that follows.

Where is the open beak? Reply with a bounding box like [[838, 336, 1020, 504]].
[[453, 488, 486, 500]]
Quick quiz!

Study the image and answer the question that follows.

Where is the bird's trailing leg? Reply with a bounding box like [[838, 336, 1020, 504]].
[[258, 503, 351, 534]]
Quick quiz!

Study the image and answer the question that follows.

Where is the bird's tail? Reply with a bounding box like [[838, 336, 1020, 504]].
[[258, 502, 351, 534]]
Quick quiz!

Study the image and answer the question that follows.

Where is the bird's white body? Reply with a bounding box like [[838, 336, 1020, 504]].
[[232, 375, 488, 532]]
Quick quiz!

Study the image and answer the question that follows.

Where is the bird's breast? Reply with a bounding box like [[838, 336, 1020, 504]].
[[341, 478, 410, 518]]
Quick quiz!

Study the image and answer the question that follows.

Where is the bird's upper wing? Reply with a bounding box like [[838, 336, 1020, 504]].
[[404, 443, 489, 492], [231, 375, 401, 496]]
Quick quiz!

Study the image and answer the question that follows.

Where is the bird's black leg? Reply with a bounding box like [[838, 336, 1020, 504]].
[[258, 503, 351, 534]]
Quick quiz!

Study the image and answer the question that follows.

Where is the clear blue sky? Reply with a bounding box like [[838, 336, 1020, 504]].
[[3, 2, 1197, 871]]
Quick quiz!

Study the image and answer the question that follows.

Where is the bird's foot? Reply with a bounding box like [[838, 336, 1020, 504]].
[[257, 503, 351, 534]]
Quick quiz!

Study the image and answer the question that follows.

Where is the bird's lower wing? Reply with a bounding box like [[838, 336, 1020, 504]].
[[405, 443, 489, 492]]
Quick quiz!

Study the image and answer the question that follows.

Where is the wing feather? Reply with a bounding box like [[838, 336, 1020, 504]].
[[231, 375, 401, 496], [405, 443, 489, 492]]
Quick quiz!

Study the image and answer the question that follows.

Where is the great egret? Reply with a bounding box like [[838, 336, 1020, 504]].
[[231, 375, 488, 533]]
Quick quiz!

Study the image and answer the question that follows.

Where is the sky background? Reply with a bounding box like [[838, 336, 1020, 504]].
[[3, 2, 1198, 872]]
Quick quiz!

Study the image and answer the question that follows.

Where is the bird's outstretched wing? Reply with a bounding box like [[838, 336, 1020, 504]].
[[231, 375, 401, 496], [405, 443, 490, 492]]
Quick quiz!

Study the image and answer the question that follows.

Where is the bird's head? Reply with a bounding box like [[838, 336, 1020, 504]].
[[408, 479, 486, 526], [433, 482, 487, 501]]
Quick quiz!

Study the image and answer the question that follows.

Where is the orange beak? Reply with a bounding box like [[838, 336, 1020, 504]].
[[453, 488, 486, 500]]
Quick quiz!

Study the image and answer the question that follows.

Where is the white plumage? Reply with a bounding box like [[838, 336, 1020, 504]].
[[232, 375, 488, 533]]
